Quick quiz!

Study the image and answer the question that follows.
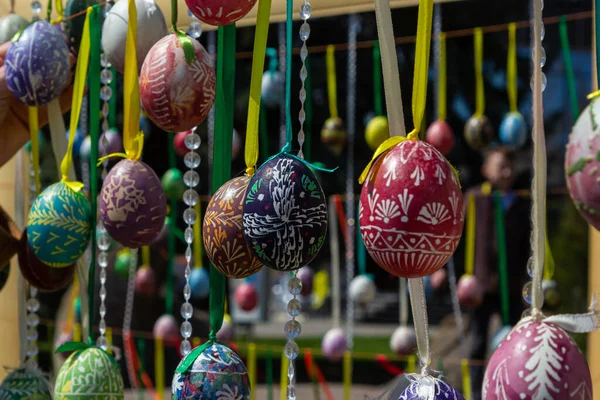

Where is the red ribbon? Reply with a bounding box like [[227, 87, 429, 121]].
[[376, 354, 404, 376], [333, 195, 348, 241], [304, 349, 335, 400]]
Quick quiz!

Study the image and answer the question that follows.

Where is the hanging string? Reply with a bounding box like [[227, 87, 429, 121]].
[[284, 0, 293, 149], [407, 278, 430, 369], [559, 16, 580, 122], [438, 33, 447, 121], [373, 40, 383, 116], [304, 55, 313, 161], [326, 45, 339, 119], [474, 28, 485, 117], [399, 278, 408, 326], [464, 194, 476, 276], [507, 23, 518, 113], [493, 192, 510, 326]]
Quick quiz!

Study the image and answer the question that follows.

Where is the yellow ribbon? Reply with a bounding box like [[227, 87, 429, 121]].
[[507, 23, 517, 112], [587, 91, 600, 100], [280, 350, 289, 400], [411, 0, 434, 135], [343, 351, 352, 400], [142, 246, 150, 267], [155, 337, 165, 400], [544, 232, 555, 280], [73, 322, 81, 342], [406, 355, 416, 373], [28, 107, 40, 195], [474, 27, 485, 117], [248, 343, 257, 400], [358, 133, 416, 184], [193, 201, 203, 268], [59, 8, 92, 193], [438, 33, 447, 121], [326, 45, 338, 119], [311, 269, 330, 309], [106, 327, 113, 355], [461, 359, 472, 400], [51, 0, 64, 23], [465, 194, 476, 276]]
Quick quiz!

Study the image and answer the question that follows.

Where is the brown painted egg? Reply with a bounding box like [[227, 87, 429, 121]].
[[359, 140, 464, 278], [464, 115, 493, 151], [321, 117, 347, 155], [203, 176, 264, 278]]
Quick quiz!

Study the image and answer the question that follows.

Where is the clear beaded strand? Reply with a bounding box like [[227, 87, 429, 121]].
[[285, 274, 302, 400], [180, 128, 201, 356], [30, 0, 42, 20], [187, 11, 203, 39], [25, 155, 39, 370], [296, 0, 311, 159]]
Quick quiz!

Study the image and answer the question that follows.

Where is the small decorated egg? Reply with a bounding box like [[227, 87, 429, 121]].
[[321, 328, 348, 362], [161, 168, 186, 200], [174, 130, 192, 157], [400, 375, 465, 400], [0, 13, 28, 44], [490, 325, 512, 352], [216, 315, 235, 342], [261, 70, 284, 107], [426, 120, 455, 155], [0, 367, 52, 399], [172, 343, 250, 399], [99, 128, 122, 156], [135, 267, 156, 296], [321, 117, 347, 156], [565, 99, 600, 230], [457, 274, 483, 308], [140, 34, 216, 132], [464, 115, 494, 151], [430, 268, 448, 291], [365, 116, 389, 151], [27, 182, 92, 267], [359, 140, 464, 278], [78, 135, 92, 160], [102, 0, 167, 73], [153, 314, 179, 339], [243, 155, 328, 271], [54, 347, 124, 399], [234, 282, 258, 312], [100, 159, 167, 248], [5, 20, 70, 106], [190, 268, 210, 299], [499, 112, 527, 147], [390, 325, 416, 355], [348, 275, 376, 305], [297, 266, 314, 296], [64, 0, 98, 53], [542, 279, 560, 308], [203, 176, 264, 278], [115, 249, 133, 278], [186, 0, 257, 26], [483, 320, 592, 400]]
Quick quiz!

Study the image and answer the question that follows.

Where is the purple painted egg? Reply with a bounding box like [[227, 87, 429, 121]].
[[99, 128, 122, 156], [243, 155, 328, 271], [321, 328, 348, 362], [457, 274, 483, 308], [5, 20, 70, 106], [297, 266, 314, 296], [483, 320, 592, 400], [153, 314, 179, 340], [400, 375, 465, 400], [234, 282, 258, 311], [390, 326, 416, 355], [348, 275, 376, 304], [135, 267, 156, 296], [100, 159, 167, 248]]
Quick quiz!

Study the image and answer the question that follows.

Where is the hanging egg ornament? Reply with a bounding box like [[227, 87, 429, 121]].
[[0, 367, 52, 399], [426, 120, 455, 155], [464, 115, 494, 151], [321, 117, 347, 156], [359, 140, 464, 278], [153, 314, 179, 339], [390, 325, 417, 355], [102, 0, 167, 73], [161, 168, 186, 200], [115, 250, 133, 278], [243, 155, 328, 271], [190, 268, 210, 299], [365, 116, 389, 151], [185, 0, 257, 25], [27, 182, 92, 267], [79, 135, 92, 160], [203, 176, 264, 278], [430, 268, 448, 291], [261, 71, 284, 108], [483, 320, 592, 400], [99, 128, 122, 157], [321, 328, 348, 362], [54, 347, 124, 399], [499, 112, 527, 147], [400, 375, 465, 400], [140, 34, 216, 132], [64, 0, 98, 53], [297, 266, 314, 296], [135, 267, 156, 295], [5, 20, 70, 106], [348, 274, 376, 305], [172, 343, 250, 399], [542, 279, 561, 308], [216, 315, 235, 342], [0, 13, 28, 44], [174, 130, 192, 157], [234, 282, 258, 312], [457, 274, 483, 308], [100, 159, 167, 248], [565, 99, 600, 230], [490, 325, 512, 352]]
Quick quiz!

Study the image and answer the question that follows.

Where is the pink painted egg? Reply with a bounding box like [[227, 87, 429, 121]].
[[139, 33, 216, 133], [185, 0, 258, 26], [483, 320, 592, 400], [565, 99, 600, 230], [426, 120, 454, 155], [135, 267, 156, 296], [390, 325, 416, 355], [296, 266, 314, 296], [234, 282, 258, 312], [173, 130, 192, 157], [457, 274, 483, 308], [153, 314, 179, 340], [359, 140, 465, 278], [430, 268, 448, 291], [321, 328, 348, 362]]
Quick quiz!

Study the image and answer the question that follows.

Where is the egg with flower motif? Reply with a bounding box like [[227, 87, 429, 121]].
[[172, 343, 250, 399], [399, 374, 465, 400], [464, 115, 493, 151], [0, 13, 28, 44], [243, 155, 328, 271], [359, 140, 464, 278], [203, 176, 264, 278], [0, 367, 52, 399], [5, 20, 70, 106], [100, 159, 166, 248], [483, 320, 592, 400], [27, 182, 91, 267], [140, 33, 216, 133], [186, 0, 257, 26]]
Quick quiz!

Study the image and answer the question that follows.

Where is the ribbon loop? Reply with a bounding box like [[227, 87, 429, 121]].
[[175, 30, 197, 64], [55, 342, 120, 366], [358, 131, 418, 184], [411, 0, 434, 133], [474, 27, 485, 117]]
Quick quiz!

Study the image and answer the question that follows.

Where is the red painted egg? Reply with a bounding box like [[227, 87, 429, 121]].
[[430, 268, 448, 291], [234, 282, 258, 312], [185, 0, 258, 26], [426, 120, 454, 155], [565, 99, 600, 230], [359, 140, 465, 278], [483, 320, 592, 399], [457, 274, 483, 308], [140, 34, 216, 133], [174, 131, 192, 157], [135, 267, 156, 296]]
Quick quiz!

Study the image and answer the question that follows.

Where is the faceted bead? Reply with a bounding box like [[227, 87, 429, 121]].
[[27, 328, 38, 341], [540, 22, 545, 40], [284, 320, 302, 339], [185, 133, 201, 150], [25, 358, 38, 371], [100, 286, 107, 300], [100, 68, 113, 85], [184, 171, 200, 188], [180, 339, 192, 356], [287, 299, 302, 317], [529, 72, 547, 92], [98, 234, 111, 251], [102, 102, 110, 117], [100, 86, 112, 101], [300, 44, 308, 61], [26, 298, 40, 313], [98, 252, 109, 267], [185, 227, 194, 244], [99, 320, 107, 334], [27, 314, 39, 327], [183, 189, 199, 206], [188, 21, 203, 39], [284, 340, 299, 360], [100, 268, 107, 284], [522, 281, 533, 304], [184, 284, 192, 300], [100, 53, 111, 68], [183, 208, 197, 224], [299, 23, 310, 41], [185, 246, 193, 261], [540, 47, 546, 67], [29, 287, 38, 298], [30, 1, 42, 14], [299, 87, 306, 102], [184, 265, 192, 280], [300, 2, 311, 20], [27, 343, 38, 357], [99, 303, 107, 317], [288, 277, 302, 295], [526, 256, 534, 278], [184, 151, 201, 168], [180, 321, 192, 338], [287, 386, 297, 399], [300, 66, 307, 81], [181, 302, 193, 319], [298, 109, 306, 124], [96, 336, 108, 351]]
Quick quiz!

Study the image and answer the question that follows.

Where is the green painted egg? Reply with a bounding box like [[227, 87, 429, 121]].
[[161, 168, 185, 200], [0, 367, 52, 399], [0, 14, 28, 44], [54, 347, 124, 399], [27, 182, 92, 267]]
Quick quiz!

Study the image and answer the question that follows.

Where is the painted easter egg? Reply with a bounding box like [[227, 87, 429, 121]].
[[400, 375, 465, 400], [348, 275, 376, 305], [172, 343, 250, 399], [321, 328, 348, 362], [216, 315, 235, 342], [161, 168, 185, 200], [483, 320, 592, 400], [27, 182, 91, 267], [490, 325, 512, 352], [203, 176, 264, 278], [190, 268, 210, 299], [321, 117, 347, 156], [426, 120, 455, 155], [566, 99, 600, 230], [64, 0, 98, 53], [359, 140, 464, 278], [243, 155, 328, 271], [135, 267, 156, 295], [100, 159, 167, 248], [79, 135, 92, 160], [102, 0, 167, 73], [0, 14, 28, 44], [365, 116, 389, 151], [457, 274, 483, 308], [186, 0, 257, 26], [464, 115, 494, 151], [297, 266, 314, 296], [174, 130, 192, 156], [99, 128, 122, 156], [140, 34, 216, 133], [0, 367, 52, 399], [153, 314, 179, 339], [5, 20, 70, 106], [430, 268, 448, 291], [234, 282, 258, 311], [115, 250, 133, 278], [54, 347, 124, 399], [261, 71, 284, 108], [18, 230, 75, 291], [499, 112, 527, 148], [390, 325, 416, 355]]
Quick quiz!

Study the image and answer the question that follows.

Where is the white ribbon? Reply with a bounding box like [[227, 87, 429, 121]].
[[527, 296, 599, 333], [399, 278, 408, 326], [48, 99, 76, 182], [407, 278, 430, 369]]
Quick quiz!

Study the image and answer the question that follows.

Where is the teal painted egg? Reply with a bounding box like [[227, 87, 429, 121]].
[[499, 112, 527, 147], [54, 347, 124, 399], [0, 367, 52, 399], [27, 182, 92, 267]]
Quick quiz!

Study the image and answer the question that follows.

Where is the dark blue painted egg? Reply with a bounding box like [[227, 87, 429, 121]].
[[242, 155, 328, 271], [398, 375, 465, 400], [5, 20, 70, 106], [499, 112, 527, 147]]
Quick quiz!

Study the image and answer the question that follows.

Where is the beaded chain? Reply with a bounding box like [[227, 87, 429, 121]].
[[30, 0, 41, 20], [187, 11, 203, 39], [296, 0, 311, 159], [25, 160, 39, 370]]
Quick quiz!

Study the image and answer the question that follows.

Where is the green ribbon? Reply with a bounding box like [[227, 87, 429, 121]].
[[493, 192, 510, 326], [284, 0, 293, 148], [55, 342, 119, 367], [166, 131, 177, 316], [88, 5, 101, 345], [170, 0, 196, 64], [11, 21, 34, 42], [46, 0, 52, 22], [356, 205, 367, 276], [373, 40, 383, 116], [304, 55, 313, 161], [559, 16, 579, 122]]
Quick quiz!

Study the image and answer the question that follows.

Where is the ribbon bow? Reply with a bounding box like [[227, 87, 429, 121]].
[[527, 295, 599, 333], [55, 341, 121, 366]]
